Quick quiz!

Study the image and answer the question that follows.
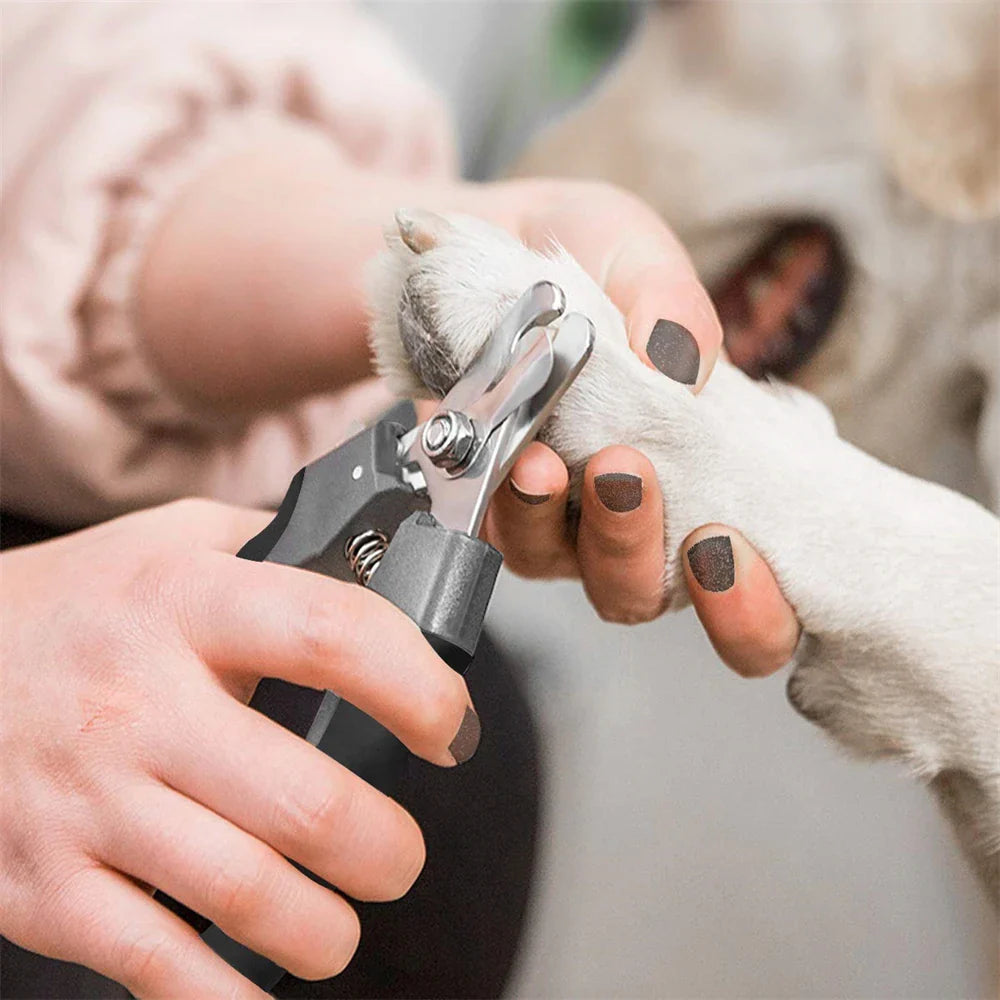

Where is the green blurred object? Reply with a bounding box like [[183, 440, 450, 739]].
[[550, 0, 639, 96]]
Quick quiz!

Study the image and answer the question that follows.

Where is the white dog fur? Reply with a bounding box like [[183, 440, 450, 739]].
[[511, 3, 1000, 512], [368, 209, 999, 901]]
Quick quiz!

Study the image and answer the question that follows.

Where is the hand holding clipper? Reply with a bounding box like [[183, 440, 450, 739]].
[[165, 283, 593, 989]]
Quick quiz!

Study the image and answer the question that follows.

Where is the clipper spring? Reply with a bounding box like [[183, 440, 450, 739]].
[[345, 529, 388, 586]]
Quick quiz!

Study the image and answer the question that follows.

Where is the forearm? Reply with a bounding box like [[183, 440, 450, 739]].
[[136, 128, 550, 414]]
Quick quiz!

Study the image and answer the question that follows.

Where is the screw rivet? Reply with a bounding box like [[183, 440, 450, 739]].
[[421, 410, 475, 471]]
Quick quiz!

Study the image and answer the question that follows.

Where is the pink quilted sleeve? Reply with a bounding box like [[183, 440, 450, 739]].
[[1, 3, 453, 524]]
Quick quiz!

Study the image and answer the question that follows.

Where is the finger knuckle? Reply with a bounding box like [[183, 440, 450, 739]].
[[14, 863, 95, 960], [289, 588, 350, 667], [121, 552, 194, 637], [61, 617, 160, 725], [63, 612, 131, 679], [590, 529, 644, 562], [114, 927, 181, 993], [202, 853, 273, 926], [277, 777, 353, 847]]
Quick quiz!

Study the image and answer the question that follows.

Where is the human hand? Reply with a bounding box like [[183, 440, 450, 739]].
[[0, 500, 478, 998], [139, 148, 800, 674], [479, 182, 800, 672]]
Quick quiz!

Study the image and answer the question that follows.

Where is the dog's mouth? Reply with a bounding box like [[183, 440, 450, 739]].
[[711, 219, 848, 380]]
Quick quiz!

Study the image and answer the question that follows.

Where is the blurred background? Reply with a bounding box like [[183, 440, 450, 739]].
[[367, 0, 640, 179]]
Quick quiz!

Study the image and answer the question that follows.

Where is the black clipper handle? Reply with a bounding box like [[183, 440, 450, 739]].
[[156, 406, 502, 991]]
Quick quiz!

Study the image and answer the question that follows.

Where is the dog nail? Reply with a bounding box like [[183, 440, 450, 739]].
[[646, 319, 700, 385], [594, 472, 643, 512], [686, 535, 735, 592], [449, 706, 481, 765], [395, 207, 448, 254], [509, 480, 552, 506]]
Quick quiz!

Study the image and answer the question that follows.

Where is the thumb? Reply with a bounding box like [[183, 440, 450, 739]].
[[682, 524, 801, 678], [517, 186, 723, 393]]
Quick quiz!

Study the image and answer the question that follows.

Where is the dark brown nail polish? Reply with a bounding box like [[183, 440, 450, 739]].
[[509, 480, 552, 506], [449, 707, 481, 765], [594, 472, 642, 512], [647, 319, 700, 385], [686, 535, 735, 592]]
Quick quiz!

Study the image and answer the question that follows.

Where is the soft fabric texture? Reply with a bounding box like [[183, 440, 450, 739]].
[[1, 2, 455, 524], [368, 210, 1000, 900]]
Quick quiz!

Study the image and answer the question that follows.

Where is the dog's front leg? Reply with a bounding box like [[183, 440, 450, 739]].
[[367, 210, 999, 901]]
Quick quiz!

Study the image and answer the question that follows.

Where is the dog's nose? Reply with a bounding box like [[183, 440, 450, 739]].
[[711, 219, 848, 380]]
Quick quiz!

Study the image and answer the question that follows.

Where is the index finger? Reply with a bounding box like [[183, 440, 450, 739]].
[[180, 550, 479, 769], [142, 498, 274, 554], [518, 183, 723, 393]]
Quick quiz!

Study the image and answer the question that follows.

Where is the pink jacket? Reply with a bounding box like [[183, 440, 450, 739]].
[[1, 2, 454, 525]]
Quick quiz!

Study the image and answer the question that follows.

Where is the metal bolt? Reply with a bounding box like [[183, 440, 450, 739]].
[[425, 417, 449, 451], [421, 409, 475, 471]]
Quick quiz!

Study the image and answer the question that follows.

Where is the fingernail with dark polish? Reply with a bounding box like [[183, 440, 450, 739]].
[[647, 319, 700, 385], [686, 535, 735, 592], [449, 707, 481, 764], [509, 480, 552, 506], [594, 472, 643, 512]]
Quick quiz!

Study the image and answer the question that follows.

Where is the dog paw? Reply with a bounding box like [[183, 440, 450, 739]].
[[367, 209, 1000, 893], [369, 208, 1000, 783], [368, 208, 634, 403], [368, 209, 831, 605]]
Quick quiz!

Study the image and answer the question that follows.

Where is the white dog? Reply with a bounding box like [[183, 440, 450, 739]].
[[368, 208, 998, 901], [512, 3, 1000, 510]]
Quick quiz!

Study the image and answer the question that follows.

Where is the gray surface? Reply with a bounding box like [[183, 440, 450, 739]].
[[365, 0, 585, 178], [489, 575, 997, 999], [365, 4, 998, 995]]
